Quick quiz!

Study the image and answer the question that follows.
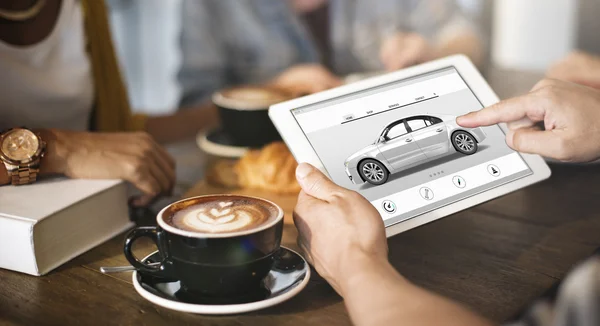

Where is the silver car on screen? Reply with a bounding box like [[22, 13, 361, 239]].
[[344, 114, 486, 186]]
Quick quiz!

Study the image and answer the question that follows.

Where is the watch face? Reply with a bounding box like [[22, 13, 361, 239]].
[[1, 129, 39, 162]]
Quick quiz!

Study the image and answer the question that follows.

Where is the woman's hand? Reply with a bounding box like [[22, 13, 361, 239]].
[[270, 64, 342, 96], [40, 129, 176, 206], [293, 163, 388, 295]]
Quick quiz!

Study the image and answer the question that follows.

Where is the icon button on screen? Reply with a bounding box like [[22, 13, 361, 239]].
[[452, 176, 466, 188], [419, 187, 434, 201], [487, 164, 501, 177], [382, 200, 397, 214]]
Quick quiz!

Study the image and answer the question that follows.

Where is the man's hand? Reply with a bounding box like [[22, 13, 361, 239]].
[[293, 163, 494, 326], [547, 51, 600, 89], [270, 64, 342, 96], [40, 130, 176, 206], [380, 32, 433, 71], [293, 163, 388, 295], [457, 79, 600, 163]]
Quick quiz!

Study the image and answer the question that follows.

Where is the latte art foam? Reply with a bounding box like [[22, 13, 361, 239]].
[[168, 199, 278, 234], [214, 87, 292, 110]]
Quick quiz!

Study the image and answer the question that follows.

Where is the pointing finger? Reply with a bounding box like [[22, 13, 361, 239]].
[[457, 94, 545, 128]]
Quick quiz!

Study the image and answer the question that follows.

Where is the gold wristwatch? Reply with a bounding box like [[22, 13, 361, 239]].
[[0, 128, 46, 185]]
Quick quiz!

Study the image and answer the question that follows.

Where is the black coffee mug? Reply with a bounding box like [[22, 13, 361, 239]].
[[212, 86, 292, 148], [123, 195, 284, 297]]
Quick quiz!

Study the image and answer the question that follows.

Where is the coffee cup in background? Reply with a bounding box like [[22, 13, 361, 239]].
[[124, 195, 284, 297], [212, 86, 292, 148]]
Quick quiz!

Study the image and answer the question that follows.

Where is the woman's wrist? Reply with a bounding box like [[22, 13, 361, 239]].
[[0, 128, 68, 185], [0, 164, 8, 185], [36, 129, 70, 176]]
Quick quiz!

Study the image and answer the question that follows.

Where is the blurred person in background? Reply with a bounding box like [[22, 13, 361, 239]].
[[178, 0, 340, 107], [0, 0, 216, 205], [547, 51, 600, 90], [179, 0, 483, 107], [296, 0, 484, 74]]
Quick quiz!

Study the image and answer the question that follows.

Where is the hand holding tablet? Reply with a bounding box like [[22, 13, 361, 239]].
[[270, 55, 551, 237]]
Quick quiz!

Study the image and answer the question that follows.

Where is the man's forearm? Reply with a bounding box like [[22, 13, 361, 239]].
[[435, 32, 483, 67], [340, 255, 493, 326]]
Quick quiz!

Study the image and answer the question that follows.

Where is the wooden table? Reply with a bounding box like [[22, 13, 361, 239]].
[[2, 69, 600, 325]]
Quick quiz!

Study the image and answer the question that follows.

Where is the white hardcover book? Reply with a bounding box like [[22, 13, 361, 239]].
[[0, 178, 133, 276]]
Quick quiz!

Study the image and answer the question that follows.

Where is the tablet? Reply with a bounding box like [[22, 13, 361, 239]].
[[269, 55, 551, 237]]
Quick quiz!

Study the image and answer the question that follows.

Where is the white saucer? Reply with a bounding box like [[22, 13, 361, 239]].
[[196, 128, 249, 158], [132, 247, 310, 315]]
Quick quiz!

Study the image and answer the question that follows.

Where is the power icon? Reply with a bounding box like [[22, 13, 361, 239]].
[[382, 200, 396, 214]]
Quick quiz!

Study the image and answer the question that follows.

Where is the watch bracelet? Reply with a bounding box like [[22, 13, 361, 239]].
[[1, 127, 43, 185], [10, 164, 39, 185]]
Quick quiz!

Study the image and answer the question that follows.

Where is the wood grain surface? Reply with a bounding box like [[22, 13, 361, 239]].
[[1, 69, 599, 325]]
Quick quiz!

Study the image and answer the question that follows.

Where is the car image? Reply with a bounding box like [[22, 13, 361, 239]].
[[344, 114, 486, 186]]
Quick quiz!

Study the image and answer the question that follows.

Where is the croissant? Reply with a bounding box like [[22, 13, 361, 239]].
[[236, 142, 301, 194]]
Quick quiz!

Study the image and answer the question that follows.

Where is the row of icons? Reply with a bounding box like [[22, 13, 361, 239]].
[[381, 164, 501, 214]]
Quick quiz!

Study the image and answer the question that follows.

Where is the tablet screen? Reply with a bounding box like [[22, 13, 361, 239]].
[[291, 67, 533, 227]]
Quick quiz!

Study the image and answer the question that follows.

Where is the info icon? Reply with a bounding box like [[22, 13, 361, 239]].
[[452, 176, 466, 188], [382, 200, 397, 214]]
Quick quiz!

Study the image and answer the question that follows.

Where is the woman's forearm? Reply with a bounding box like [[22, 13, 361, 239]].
[[145, 103, 219, 144], [340, 254, 493, 326], [0, 164, 8, 185]]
